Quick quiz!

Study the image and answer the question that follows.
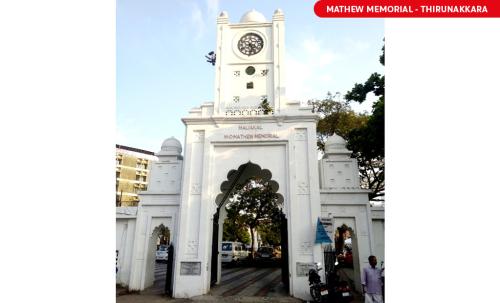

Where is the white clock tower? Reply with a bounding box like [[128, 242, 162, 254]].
[[119, 9, 381, 302], [171, 9, 324, 300], [214, 9, 286, 115]]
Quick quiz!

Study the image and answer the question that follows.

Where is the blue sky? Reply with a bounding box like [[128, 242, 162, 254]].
[[117, 0, 384, 152]]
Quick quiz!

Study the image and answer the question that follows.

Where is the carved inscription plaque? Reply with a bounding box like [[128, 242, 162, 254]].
[[296, 262, 315, 276], [180, 262, 201, 275]]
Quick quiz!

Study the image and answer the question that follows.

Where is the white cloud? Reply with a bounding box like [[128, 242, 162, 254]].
[[320, 51, 336, 65], [190, 4, 205, 40], [349, 92, 376, 114], [302, 37, 321, 54], [206, 0, 219, 18], [187, 0, 219, 40], [286, 36, 340, 102], [345, 38, 371, 52]]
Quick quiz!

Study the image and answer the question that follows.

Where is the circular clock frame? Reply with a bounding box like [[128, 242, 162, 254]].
[[237, 33, 264, 56]]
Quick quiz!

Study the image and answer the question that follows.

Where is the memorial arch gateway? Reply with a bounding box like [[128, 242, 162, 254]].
[[115, 9, 385, 301]]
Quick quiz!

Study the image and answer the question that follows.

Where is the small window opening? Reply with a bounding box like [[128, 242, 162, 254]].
[[246, 82, 254, 89], [245, 66, 255, 75]]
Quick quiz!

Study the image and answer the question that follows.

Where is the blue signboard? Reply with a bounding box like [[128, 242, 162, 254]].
[[315, 218, 333, 244]]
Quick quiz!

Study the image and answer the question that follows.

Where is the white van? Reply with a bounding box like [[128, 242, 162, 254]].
[[221, 241, 249, 263]]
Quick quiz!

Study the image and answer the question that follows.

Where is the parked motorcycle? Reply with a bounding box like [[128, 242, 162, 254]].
[[308, 261, 354, 303], [308, 263, 329, 303], [328, 277, 354, 303]]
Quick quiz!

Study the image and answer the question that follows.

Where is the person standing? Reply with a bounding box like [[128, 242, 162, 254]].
[[361, 255, 384, 303]]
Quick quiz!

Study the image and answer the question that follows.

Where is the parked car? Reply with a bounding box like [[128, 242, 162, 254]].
[[221, 241, 249, 263], [255, 246, 276, 261], [156, 245, 168, 262]]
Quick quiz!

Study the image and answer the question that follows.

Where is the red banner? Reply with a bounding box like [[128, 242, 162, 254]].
[[314, 0, 500, 17]]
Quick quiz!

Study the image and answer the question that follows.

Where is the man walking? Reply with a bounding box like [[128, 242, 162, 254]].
[[361, 255, 384, 303]]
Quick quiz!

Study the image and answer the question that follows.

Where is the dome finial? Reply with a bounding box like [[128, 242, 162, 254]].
[[240, 9, 267, 23], [324, 133, 351, 158], [157, 137, 182, 157]]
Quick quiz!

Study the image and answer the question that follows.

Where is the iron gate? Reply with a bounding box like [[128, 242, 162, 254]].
[[164, 244, 174, 296], [210, 212, 219, 286], [280, 212, 289, 292]]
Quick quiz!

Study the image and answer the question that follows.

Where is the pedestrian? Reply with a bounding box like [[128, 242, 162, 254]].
[[361, 255, 384, 303]]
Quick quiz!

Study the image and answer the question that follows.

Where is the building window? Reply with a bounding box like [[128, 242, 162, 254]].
[[246, 82, 254, 89], [135, 175, 147, 182], [136, 162, 148, 170], [116, 171, 120, 179]]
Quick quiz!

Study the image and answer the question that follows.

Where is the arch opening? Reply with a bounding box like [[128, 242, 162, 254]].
[[209, 162, 290, 297], [331, 223, 360, 292], [143, 224, 171, 295]]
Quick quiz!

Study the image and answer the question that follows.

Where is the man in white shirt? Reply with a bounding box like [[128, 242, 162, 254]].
[[361, 255, 384, 303]]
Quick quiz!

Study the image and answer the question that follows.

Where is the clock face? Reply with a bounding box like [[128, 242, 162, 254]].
[[238, 33, 264, 56]]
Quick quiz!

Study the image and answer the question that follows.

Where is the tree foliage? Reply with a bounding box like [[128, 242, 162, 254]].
[[225, 178, 282, 255], [312, 43, 385, 202], [258, 98, 273, 115], [313, 93, 369, 151], [257, 219, 281, 246], [223, 207, 250, 244]]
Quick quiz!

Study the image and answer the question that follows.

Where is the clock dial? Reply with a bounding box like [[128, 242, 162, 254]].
[[238, 33, 263, 56]]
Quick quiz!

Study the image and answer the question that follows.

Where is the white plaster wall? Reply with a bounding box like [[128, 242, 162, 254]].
[[125, 149, 183, 291], [128, 198, 179, 291], [174, 119, 321, 301], [371, 207, 385, 264], [116, 207, 138, 287], [174, 140, 289, 297], [320, 158, 360, 190], [219, 25, 274, 110], [147, 160, 182, 193], [214, 12, 286, 114]]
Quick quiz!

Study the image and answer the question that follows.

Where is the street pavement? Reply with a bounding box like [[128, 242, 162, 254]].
[[117, 262, 364, 303], [210, 266, 286, 297], [117, 291, 364, 303]]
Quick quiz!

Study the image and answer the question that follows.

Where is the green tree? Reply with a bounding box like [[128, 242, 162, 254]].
[[223, 207, 250, 244], [226, 178, 282, 257], [258, 98, 273, 115], [257, 220, 281, 246], [312, 92, 369, 151], [313, 43, 385, 202]]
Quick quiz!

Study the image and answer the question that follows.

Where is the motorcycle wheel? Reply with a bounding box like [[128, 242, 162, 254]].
[[310, 287, 322, 303]]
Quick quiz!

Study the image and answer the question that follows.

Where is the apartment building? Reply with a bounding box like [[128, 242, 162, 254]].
[[116, 144, 158, 206]]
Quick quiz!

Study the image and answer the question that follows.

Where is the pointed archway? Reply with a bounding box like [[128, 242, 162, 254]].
[[209, 162, 289, 296]]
